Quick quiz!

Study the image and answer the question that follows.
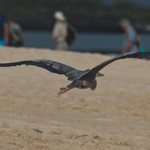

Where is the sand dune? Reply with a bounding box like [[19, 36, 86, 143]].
[[0, 47, 150, 150]]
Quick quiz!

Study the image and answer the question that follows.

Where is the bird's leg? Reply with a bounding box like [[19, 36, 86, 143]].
[[57, 87, 71, 97]]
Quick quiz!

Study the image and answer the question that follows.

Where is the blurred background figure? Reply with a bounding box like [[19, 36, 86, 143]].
[[0, 12, 9, 46], [120, 18, 140, 54], [51, 11, 68, 50], [8, 18, 24, 47], [0, 0, 149, 53]]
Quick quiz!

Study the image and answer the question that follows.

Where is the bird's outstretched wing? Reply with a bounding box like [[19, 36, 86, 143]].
[[0, 59, 87, 81], [91, 52, 150, 73]]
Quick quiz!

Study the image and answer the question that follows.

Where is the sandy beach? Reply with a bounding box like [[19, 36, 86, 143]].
[[0, 47, 150, 150]]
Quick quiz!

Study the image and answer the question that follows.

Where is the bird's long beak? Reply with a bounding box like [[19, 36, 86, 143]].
[[97, 72, 104, 77], [98, 73, 104, 77]]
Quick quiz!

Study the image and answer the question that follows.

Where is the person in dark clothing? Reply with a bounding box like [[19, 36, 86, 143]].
[[8, 18, 24, 47]]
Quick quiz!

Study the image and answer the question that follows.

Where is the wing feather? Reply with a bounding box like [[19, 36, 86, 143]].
[[91, 52, 150, 73], [0, 59, 83, 81]]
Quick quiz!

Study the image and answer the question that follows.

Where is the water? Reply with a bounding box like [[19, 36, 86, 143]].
[[24, 31, 150, 53]]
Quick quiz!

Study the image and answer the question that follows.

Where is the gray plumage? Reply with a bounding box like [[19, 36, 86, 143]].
[[0, 52, 150, 95]]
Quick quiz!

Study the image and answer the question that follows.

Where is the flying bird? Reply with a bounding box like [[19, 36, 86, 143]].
[[0, 52, 150, 96]]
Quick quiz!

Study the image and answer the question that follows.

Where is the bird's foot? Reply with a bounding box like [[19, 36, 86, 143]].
[[57, 87, 69, 97]]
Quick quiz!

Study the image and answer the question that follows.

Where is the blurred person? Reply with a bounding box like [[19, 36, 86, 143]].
[[8, 18, 24, 47], [0, 13, 9, 46], [120, 18, 140, 54], [51, 11, 68, 50]]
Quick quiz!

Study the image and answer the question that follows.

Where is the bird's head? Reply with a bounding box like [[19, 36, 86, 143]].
[[96, 72, 104, 77]]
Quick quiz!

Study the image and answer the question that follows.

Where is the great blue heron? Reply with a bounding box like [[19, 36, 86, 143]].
[[0, 52, 150, 96]]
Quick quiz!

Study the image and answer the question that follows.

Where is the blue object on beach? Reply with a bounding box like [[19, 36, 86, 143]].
[[140, 43, 145, 52], [0, 38, 5, 46]]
